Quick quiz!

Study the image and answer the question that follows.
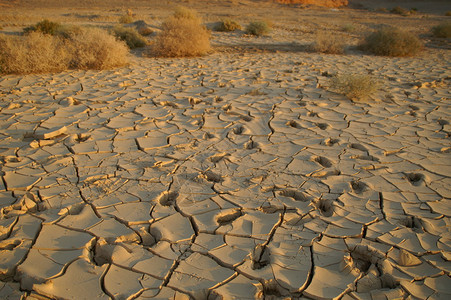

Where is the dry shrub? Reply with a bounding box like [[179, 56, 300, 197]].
[[0, 32, 70, 74], [432, 22, 451, 38], [246, 21, 271, 36], [24, 19, 62, 35], [173, 6, 199, 20], [119, 15, 134, 24], [390, 6, 409, 16], [446, 11, 451, 16], [55, 24, 84, 38], [112, 25, 147, 49], [153, 9, 210, 57], [215, 19, 242, 32], [68, 27, 129, 70], [330, 74, 379, 101], [310, 31, 345, 54], [342, 23, 356, 33], [360, 27, 422, 57], [0, 28, 129, 74]]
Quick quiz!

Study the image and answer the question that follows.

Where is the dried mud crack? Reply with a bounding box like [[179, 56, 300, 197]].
[[0, 5, 450, 298]]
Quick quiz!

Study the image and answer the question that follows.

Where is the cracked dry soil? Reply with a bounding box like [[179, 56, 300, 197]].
[[0, 47, 450, 298]]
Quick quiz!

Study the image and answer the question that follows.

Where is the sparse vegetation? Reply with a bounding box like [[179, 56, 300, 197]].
[[390, 6, 417, 16], [310, 31, 345, 54], [0, 27, 129, 74], [24, 19, 62, 35], [152, 8, 211, 57], [390, 6, 409, 16], [173, 6, 199, 20], [68, 27, 129, 69], [329, 74, 379, 101], [0, 32, 70, 74], [376, 8, 389, 13], [246, 21, 271, 36], [360, 27, 423, 57], [342, 24, 356, 33], [215, 19, 242, 32], [112, 25, 147, 49], [55, 24, 84, 38], [119, 14, 134, 24], [432, 22, 451, 38]]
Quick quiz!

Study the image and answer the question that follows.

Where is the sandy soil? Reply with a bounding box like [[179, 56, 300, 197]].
[[0, 0, 450, 299]]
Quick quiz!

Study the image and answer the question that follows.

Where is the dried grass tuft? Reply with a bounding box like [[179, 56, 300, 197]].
[[152, 8, 210, 57], [68, 27, 129, 70], [215, 19, 242, 32], [432, 22, 451, 38], [0, 27, 129, 74], [310, 31, 345, 54], [112, 25, 147, 49], [23, 19, 62, 35], [360, 27, 422, 57], [0, 32, 70, 74], [329, 74, 379, 101], [246, 21, 271, 36]]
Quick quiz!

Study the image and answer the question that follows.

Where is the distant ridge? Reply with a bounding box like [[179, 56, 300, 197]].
[[275, 0, 348, 7]]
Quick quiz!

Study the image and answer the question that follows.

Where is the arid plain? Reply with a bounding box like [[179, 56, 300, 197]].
[[0, 0, 450, 299]]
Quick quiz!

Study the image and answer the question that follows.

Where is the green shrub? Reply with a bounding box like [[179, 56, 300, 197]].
[[215, 19, 242, 32], [24, 19, 62, 35], [310, 31, 345, 54], [360, 27, 423, 57], [112, 25, 147, 48], [329, 74, 379, 101], [432, 22, 451, 38], [246, 21, 271, 36]]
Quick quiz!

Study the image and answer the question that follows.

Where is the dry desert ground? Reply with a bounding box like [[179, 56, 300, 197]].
[[0, 0, 450, 299]]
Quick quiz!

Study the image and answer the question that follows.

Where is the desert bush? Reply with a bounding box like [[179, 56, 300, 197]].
[[360, 27, 422, 57], [446, 11, 451, 16], [432, 22, 451, 38], [0, 32, 70, 74], [112, 25, 147, 48], [152, 9, 210, 57], [376, 8, 389, 13], [215, 19, 242, 32], [390, 6, 409, 16], [0, 27, 129, 74], [329, 74, 379, 101], [24, 19, 62, 35], [342, 24, 356, 33], [310, 31, 345, 54], [119, 14, 134, 24], [55, 24, 84, 38], [246, 21, 271, 36], [68, 27, 129, 69], [173, 6, 199, 20]]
